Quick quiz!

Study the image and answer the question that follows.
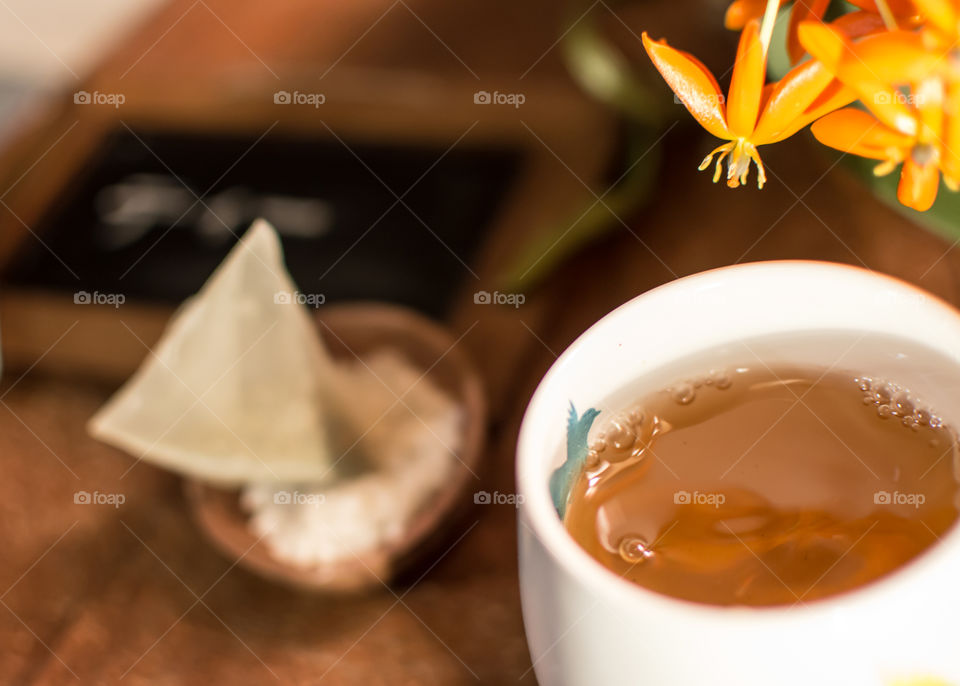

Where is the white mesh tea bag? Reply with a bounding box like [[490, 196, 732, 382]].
[[89, 219, 350, 485]]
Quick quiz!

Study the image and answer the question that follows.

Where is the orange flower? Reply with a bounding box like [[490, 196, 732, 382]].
[[915, 0, 960, 47], [847, 0, 915, 13], [725, 0, 828, 63], [919, 0, 960, 187], [642, 20, 854, 189], [800, 21, 955, 210], [725, 0, 897, 62]]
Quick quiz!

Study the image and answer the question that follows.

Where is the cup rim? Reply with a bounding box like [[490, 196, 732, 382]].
[[516, 259, 960, 619]]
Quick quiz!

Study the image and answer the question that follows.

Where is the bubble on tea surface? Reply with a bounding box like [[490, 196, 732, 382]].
[[710, 369, 733, 390], [606, 418, 636, 450], [590, 437, 607, 453], [857, 377, 942, 434], [876, 384, 893, 404], [618, 536, 655, 564], [894, 392, 914, 417], [671, 383, 696, 405]]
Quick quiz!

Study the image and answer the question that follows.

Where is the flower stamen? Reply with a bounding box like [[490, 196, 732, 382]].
[[700, 142, 737, 183], [746, 143, 767, 189], [727, 140, 751, 187], [699, 140, 767, 188], [873, 147, 906, 177]]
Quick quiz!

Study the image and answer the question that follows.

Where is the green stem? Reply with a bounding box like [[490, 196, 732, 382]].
[[498, 124, 660, 291]]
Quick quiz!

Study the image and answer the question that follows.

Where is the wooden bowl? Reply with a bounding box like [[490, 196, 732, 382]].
[[183, 302, 486, 592]]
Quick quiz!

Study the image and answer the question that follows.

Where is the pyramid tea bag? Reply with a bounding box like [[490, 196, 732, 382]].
[[89, 219, 357, 485]]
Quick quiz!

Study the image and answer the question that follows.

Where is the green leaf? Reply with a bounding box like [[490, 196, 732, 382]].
[[498, 3, 665, 291], [846, 155, 960, 243], [498, 124, 661, 290], [561, 8, 664, 126]]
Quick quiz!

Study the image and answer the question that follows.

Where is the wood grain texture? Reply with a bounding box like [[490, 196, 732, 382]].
[[5, 126, 960, 684]]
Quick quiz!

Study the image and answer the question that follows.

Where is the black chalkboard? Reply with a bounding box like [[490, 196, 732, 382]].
[[4, 127, 519, 318]]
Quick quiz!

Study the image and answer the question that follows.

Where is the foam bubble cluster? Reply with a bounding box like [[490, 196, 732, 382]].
[[586, 369, 734, 465], [587, 406, 645, 466], [668, 368, 733, 406], [856, 377, 943, 429]]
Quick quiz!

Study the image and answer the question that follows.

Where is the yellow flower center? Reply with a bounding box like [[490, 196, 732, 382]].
[[699, 139, 767, 189]]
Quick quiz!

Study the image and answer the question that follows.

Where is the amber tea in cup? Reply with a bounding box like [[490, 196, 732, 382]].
[[563, 334, 960, 607]]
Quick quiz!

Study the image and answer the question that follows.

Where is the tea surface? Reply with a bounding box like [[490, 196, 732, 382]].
[[563, 366, 960, 606]]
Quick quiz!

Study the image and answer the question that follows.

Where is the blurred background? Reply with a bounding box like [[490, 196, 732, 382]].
[[2, 0, 960, 683]]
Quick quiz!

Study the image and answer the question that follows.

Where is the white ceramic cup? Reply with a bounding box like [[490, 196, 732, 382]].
[[517, 261, 960, 686]]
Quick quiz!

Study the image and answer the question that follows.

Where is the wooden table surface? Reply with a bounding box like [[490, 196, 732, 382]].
[[6, 5, 960, 685], [5, 128, 960, 684]]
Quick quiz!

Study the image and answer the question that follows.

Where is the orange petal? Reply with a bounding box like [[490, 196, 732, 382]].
[[943, 81, 960, 183], [724, 0, 769, 30], [912, 0, 957, 37], [788, 81, 858, 134], [799, 23, 920, 136], [842, 31, 944, 84], [855, 84, 919, 136], [642, 33, 731, 139], [811, 108, 912, 159], [799, 23, 937, 83], [761, 84, 858, 144], [836, 32, 941, 133], [827, 11, 886, 41], [898, 155, 940, 211], [915, 78, 945, 146], [727, 20, 766, 137], [787, 0, 831, 63], [798, 21, 847, 73], [754, 56, 840, 142]]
